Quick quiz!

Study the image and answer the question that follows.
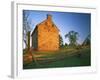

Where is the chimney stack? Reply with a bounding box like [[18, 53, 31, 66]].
[[47, 14, 52, 21]]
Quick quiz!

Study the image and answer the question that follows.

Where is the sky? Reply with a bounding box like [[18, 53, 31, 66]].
[[23, 10, 91, 45]]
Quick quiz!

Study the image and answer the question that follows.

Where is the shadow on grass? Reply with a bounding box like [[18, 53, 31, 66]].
[[23, 48, 91, 69]]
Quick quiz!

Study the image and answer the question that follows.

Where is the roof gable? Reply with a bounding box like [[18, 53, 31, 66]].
[[31, 14, 59, 36]]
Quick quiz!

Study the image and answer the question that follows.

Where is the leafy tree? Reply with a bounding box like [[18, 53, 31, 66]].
[[82, 34, 90, 46], [23, 11, 32, 48], [65, 31, 79, 46], [59, 35, 64, 48], [65, 43, 68, 47]]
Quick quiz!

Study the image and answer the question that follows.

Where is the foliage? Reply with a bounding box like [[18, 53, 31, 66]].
[[82, 34, 90, 46], [23, 10, 32, 48], [65, 43, 68, 46], [65, 31, 79, 46], [59, 34, 64, 48]]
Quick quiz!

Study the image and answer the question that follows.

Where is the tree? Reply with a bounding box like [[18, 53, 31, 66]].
[[65, 31, 79, 46], [23, 10, 32, 49], [82, 34, 90, 46], [59, 35, 64, 48], [65, 43, 68, 47]]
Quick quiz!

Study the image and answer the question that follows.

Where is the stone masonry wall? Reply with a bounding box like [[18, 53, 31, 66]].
[[37, 23, 59, 51]]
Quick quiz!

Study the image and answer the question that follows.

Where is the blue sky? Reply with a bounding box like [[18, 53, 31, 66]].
[[23, 10, 91, 45]]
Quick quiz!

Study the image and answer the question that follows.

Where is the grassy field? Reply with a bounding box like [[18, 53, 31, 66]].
[[23, 47, 91, 69]]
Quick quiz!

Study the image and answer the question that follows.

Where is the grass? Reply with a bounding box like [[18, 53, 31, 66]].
[[23, 47, 91, 69]]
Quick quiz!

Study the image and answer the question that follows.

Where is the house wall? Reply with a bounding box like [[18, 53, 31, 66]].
[[38, 24, 59, 51], [32, 15, 59, 51], [32, 29, 38, 50]]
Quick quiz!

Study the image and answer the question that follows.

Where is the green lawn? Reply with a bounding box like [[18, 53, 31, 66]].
[[23, 47, 91, 69]]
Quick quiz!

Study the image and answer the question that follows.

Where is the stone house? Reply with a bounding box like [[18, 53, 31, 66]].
[[31, 14, 59, 51]]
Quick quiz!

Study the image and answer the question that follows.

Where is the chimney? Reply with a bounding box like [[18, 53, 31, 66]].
[[47, 14, 52, 21]]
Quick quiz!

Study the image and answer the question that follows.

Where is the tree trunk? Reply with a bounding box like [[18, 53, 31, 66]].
[[27, 31, 30, 51]]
